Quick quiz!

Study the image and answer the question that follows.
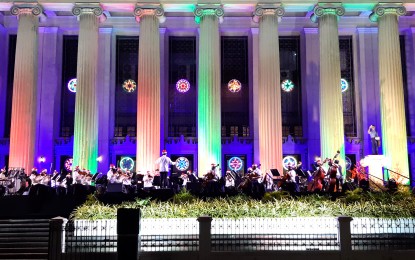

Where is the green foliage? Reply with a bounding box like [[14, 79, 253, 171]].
[[344, 188, 363, 204], [262, 191, 290, 202], [71, 191, 415, 220], [171, 188, 197, 204]]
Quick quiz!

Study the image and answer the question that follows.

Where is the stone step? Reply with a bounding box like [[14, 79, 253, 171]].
[[0, 247, 48, 253], [0, 236, 49, 243], [0, 252, 47, 260]]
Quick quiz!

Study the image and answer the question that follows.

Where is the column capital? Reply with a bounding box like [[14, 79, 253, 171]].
[[134, 4, 165, 23], [11, 2, 43, 17], [72, 3, 106, 22], [369, 3, 406, 22], [194, 4, 224, 24], [252, 3, 284, 23], [310, 3, 345, 23]]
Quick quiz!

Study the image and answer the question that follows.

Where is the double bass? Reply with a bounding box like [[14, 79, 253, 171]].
[[327, 151, 341, 193], [307, 158, 329, 192]]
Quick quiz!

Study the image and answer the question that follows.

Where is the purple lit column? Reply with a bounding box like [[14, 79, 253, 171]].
[[36, 27, 60, 171]]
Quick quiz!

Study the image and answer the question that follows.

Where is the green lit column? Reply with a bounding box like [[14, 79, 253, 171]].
[[370, 4, 409, 182], [8, 3, 42, 172], [134, 4, 165, 173], [195, 5, 224, 175], [311, 4, 346, 167], [72, 4, 106, 173], [253, 4, 284, 173]]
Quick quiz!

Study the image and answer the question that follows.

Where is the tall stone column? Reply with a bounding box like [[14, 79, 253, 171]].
[[134, 5, 165, 173], [194, 5, 223, 175], [72, 4, 105, 173], [253, 4, 284, 173], [370, 4, 410, 182], [8, 3, 42, 172], [311, 4, 346, 167]]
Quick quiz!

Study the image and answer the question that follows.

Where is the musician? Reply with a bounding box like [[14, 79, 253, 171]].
[[106, 164, 116, 182], [72, 166, 80, 184], [155, 150, 176, 188], [286, 165, 299, 193], [250, 164, 263, 197], [334, 159, 343, 192], [143, 171, 154, 190], [0, 167, 6, 179], [225, 171, 235, 188], [368, 125, 380, 155]]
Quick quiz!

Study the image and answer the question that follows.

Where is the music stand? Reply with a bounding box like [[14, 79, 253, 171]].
[[270, 169, 281, 177]]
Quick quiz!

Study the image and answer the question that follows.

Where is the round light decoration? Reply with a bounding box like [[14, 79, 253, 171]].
[[228, 156, 243, 172], [175, 157, 190, 171], [282, 156, 298, 170], [281, 79, 294, 92], [67, 78, 77, 93], [341, 78, 349, 92], [345, 156, 352, 170], [122, 79, 137, 93], [176, 79, 190, 93], [64, 158, 73, 171], [120, 157, 135, 171], [228, 79, 242, 93]]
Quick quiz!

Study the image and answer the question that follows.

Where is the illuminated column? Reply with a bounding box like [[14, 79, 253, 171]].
[[134, 5, 165, 172], [253, 4, 284, 173], [8, 4, 42, 172], [195, 4, 224, 174], [311, 4, 346, 165], [72, 4, 105, 173], [370, 4, 410, 182]]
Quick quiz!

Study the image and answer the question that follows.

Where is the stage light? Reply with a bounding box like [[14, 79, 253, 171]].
[[228, 79, 241, 93], [123, 79, 137, 93], [281, 79, 294, 92], [120, 157, 134, 171], [282, 156, 297, 170], [176, 79, 190, 93], [341, 78, 348, 92], [64, 158, 73, 171], [175, 157, 190, 171], [67, 78, 77, 93], [228, 156, 243, 172], [97, 156, 103, 162], [38, 156, 46, 163]]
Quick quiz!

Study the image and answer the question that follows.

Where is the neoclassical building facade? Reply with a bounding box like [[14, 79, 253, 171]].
[[0, 1, 414, 182]]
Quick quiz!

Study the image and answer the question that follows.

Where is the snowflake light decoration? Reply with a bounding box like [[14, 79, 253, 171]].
[[120, 157, 134, 171], [64, 158, 73, 171], [123, 79, 137, 93], [341, 78, 349, 92], [282, 156, 298, 170], [176, 79, 190, 93], [228, 156, 243, 172], [67, 78, 77, 93], [228, 79, 241, 93], [175, 157, 190, 171], [281, 79, 294, 92]]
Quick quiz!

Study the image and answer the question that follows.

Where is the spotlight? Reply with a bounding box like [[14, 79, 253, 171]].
[[38, 156, 46, 163], [97, 156, 103, 162]]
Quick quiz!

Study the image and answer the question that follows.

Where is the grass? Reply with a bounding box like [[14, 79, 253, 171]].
[[70, 186, 415, 220]]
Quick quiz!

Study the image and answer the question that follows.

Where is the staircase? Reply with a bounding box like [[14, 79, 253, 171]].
[[0, 219, 49, 260]]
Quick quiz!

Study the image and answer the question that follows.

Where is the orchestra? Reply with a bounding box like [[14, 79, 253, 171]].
[[0, 150, 380, 198]]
